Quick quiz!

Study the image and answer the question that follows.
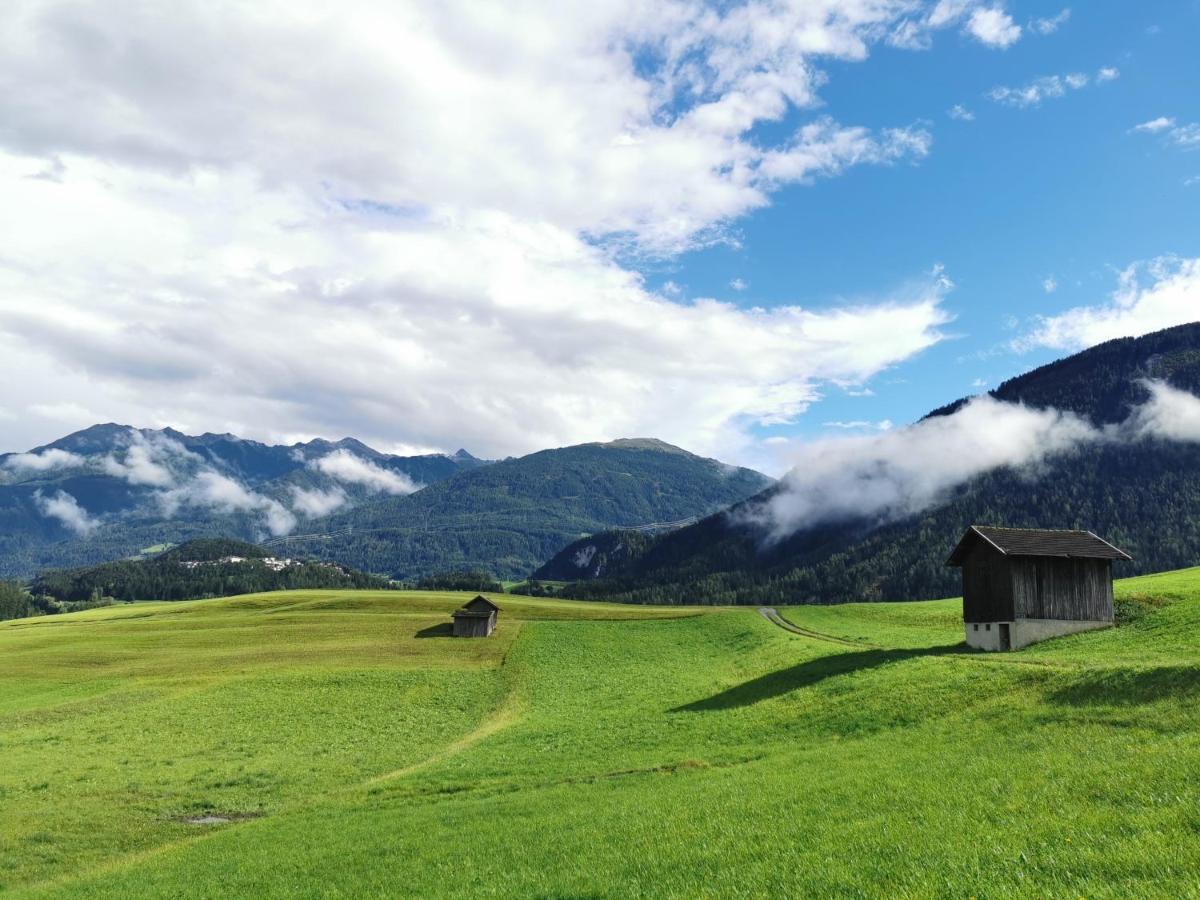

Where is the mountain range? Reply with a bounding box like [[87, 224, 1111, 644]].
[[543, 322, 1200, 604], [0, 427, 770, 581]]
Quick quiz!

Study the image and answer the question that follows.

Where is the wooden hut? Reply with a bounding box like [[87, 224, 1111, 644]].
[[451, 595, 500, 638], [946, 526, 1132, 651]]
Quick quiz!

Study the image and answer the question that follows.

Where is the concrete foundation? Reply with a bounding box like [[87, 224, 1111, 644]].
[[964, 617, 1112, 651]]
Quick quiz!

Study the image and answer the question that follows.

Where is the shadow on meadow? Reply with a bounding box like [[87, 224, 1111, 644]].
[[1048, 665, 1200, 706], [414, 623, 453, 639], [675, 644, 964, 712]]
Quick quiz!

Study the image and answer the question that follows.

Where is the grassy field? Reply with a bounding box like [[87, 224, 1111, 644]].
[[3, 573, 1200, 897]]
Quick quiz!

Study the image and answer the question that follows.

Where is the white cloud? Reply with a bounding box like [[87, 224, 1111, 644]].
[[729, 278, 747, 292], [101, 430, 191, 487], [1131, 117, 1200, 153], [903, 2, 1022, 50], [751, 380, 1200, 539], [823, 419, 894, 431], [1096, 66, 1120, 83], [3, 447, 84, 473], [1128, 381, 1200, 443], [966, 8, 1021, 48], [1134, 117, 1177, 134], [1030, 8, 1070, 35], [289, 485, 349, 518], [1021, 257, 1200, 351], [971, 378, 988, 388], [160, 471, 296, 537], [947, 104, 975, 121], [1171, 124, 1200, 149], [989, 72, 1090, 108], [312, 450, 421, 495], [0, 0, 964, 466], [755, 395, 1099, 538], [1042, 276, 1058, 294], [34, 489, 98, 534]]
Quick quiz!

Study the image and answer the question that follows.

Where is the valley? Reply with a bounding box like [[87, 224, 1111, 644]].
[[4, 572, 1200, 896]]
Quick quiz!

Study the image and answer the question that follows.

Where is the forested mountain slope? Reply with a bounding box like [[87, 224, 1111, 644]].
[[0, 425, 485, 578], [557, 323, 1200, 605], [288, 439, 772, 580]]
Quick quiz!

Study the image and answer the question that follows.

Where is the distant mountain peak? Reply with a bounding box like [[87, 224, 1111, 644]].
[[451, 448, 477, 460]]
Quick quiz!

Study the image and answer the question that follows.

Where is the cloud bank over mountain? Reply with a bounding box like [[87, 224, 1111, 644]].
[[757, 380, 1200, 539], [0, 0, 1001, 463]]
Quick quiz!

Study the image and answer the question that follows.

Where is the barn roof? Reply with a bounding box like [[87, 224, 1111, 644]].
[[458, 595, 500, 612], [946, 526, 1133, 566]]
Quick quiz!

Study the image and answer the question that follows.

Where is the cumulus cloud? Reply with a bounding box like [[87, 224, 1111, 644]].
[[1021, 257, 1200, 351], [966, 8, 1021, 48], [754, 380, 1200, 539], [33, 489, 98, 534], [1042, 276, 1058, 294], [3, 448, 84, 473], [0, 0, 971, 466], [160, 472, 296, 537], [312, 451, 421, 495], [947, 104, 975, 121], [894, 1, 1022, 50], [1096, 66, 1120, 83], [101, 430, 192, 487], [289, 485, 349, 518]]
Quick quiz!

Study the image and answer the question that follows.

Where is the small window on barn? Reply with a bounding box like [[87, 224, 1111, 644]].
[[973, 624, 979, 632], [986, 623, 991, 631]]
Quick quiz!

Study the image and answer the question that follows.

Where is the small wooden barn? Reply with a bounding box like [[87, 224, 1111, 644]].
[[451, 595, 500, 638], [947, 526, 1132, 651]]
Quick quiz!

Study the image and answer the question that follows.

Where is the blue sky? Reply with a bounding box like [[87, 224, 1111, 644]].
[[1, 1, 1198, 470], [649, 0, 1199, 441]]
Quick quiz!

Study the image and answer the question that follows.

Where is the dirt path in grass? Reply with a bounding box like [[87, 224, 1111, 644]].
[[757, 607, 870, 647]]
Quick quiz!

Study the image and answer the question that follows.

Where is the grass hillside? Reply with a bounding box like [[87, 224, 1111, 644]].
[[3, 573, 1200, 896]]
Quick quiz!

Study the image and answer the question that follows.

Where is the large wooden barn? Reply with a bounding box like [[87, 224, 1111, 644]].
[[947, 526, 1132, 651], [451, 595, 500, 638]]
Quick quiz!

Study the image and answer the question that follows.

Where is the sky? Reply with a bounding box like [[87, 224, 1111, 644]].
[[0, 0, 1197, 475]]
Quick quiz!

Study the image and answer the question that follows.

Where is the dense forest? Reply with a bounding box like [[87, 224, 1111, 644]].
[[0, 427, 485, 579], [26, 538, 392, 607], [554, 323, 1200, 605], [283, 439, 771, 580]]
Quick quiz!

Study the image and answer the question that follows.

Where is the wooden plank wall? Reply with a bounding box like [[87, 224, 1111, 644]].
[[962, 544, 1015, 623], [1011, 558, 1113, 622]]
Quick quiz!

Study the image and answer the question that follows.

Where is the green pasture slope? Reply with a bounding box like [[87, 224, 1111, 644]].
[[4, 573, 1200, 897]]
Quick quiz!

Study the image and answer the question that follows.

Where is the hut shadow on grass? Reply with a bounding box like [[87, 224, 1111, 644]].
[[415, 623, 454, 639], [674, 644, 964, 712], [1048, 665, 1200, 706]]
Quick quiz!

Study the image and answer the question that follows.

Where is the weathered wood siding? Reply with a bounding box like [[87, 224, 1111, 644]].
[[1011, 557, 1113, 622], [452, 611, 496, 637], [961, 543, 1015, 623]]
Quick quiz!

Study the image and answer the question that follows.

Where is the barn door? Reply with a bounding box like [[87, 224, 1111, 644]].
[[999, 623, 1012, 651]]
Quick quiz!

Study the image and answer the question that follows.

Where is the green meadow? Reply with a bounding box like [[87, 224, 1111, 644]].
[[4, 573, 1200, 897]]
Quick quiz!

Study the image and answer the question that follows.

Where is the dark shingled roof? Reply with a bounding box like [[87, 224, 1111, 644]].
[[947, 526, 1133, 566]]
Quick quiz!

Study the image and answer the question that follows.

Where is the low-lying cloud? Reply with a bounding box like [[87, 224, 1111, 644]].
[[160, 471, 296, 537], [101, 430, 190, 487], [311, 451, 421, 495], [756, 380, 1200, 540], [289, 485, 349, 518], [4, 448, 84, 474], [33, 488, 98, 535]]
